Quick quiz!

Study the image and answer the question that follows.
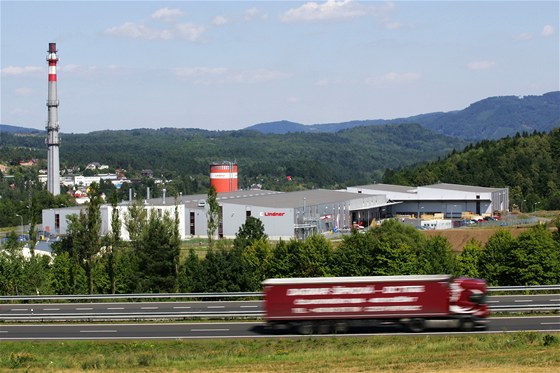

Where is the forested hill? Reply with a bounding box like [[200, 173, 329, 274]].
[[1, 123, 467, 190], [383, 128, 560, 210], [246, 91, 560, 140]]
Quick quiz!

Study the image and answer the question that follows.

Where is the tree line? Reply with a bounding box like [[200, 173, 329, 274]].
[[2, 193, 559, 295], [383, 129, 560, 211]]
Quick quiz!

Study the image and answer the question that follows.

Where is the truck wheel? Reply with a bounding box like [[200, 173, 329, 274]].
[[334, 322, 348, 334], [317, 322, 333, 334], [298, 322, 314, 335], [460, 318, 474, 332], [408, 318, 426, 333]]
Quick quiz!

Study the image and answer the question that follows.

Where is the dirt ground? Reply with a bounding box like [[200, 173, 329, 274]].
[[421, 226, 532, 252]]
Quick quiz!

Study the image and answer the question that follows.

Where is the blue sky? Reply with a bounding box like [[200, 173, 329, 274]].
[[1, 1, 558, 134]]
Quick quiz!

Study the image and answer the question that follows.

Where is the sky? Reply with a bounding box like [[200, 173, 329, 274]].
[[1, 1, 559, 134]]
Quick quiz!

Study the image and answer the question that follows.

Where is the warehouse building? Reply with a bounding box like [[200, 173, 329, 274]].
[[347, 183, 509, 219], [42, 182, 509, 240]]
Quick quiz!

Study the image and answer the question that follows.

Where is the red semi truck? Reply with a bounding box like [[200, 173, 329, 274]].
[[263, 275, 489, 334]]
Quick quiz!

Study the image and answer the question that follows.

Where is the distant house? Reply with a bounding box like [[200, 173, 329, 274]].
[[85, 162, 101, 170], [19, 159, 36, 167], [141, 169, 153, 178]]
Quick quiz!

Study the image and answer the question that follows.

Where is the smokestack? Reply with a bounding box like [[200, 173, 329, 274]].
[[46, 42, 60, 196]]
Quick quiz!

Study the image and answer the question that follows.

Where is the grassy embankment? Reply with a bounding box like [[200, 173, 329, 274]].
[[1, 332, 559, 372]]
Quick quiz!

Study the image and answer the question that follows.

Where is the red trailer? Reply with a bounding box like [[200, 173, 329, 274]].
[[263, 275, 489, 334]]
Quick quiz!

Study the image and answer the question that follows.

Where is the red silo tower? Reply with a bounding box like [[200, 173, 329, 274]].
[[210, 162, 238, 193]]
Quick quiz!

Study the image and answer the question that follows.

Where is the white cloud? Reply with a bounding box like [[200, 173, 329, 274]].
[[467, 60, 496, 71], [541, 24, 554, 37], [315, 79, 329, 86], [105, 22, 204, 42], [106, 22, 162, 39], [381, 72, 420, 82], [1, 66, 42, 76], [173, 67, 290, 84], [244, 7, 267, 21], [365, 71, 421, 85], [516, 32, 533, 41], [15, 87, 35, 96], [212, 15, 229, 26], [173, 67, 228, 78], [175, 23, 205, 41], [281, 0, 366, 22], [152, 7, 184, 23]]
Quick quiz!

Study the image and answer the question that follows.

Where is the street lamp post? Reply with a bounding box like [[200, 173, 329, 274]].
[[521, 199, 526, 213], [15, 214, 23, 237], [533, 202, 540, 213]]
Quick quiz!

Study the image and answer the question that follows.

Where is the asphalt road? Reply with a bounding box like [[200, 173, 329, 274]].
[[0, 316, 559, 340]]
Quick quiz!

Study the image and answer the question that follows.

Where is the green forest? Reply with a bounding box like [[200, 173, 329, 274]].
[[1, 127, 559, 229], [2, 200, 559, 295], [383, 128, 560, 211]]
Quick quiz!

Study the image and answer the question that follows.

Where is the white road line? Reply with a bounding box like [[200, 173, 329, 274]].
[[0, 331, 7, 333], [173, 306, 192, 309], [76, 307, 93, 310], [541, 322, 560, 325], [240, 305, 258, 308], [43, 308, 60, 311], [107, 307, 124, 310], [190, 329, 229, 332], [207, 306, 225, 309], [487, 301, 499, 303], [80, 330, 117, 333], [551, 299, 560, 302], [141, 307, 158, 310], [10, 308, 28, 311], [514, 300, 533, 303]]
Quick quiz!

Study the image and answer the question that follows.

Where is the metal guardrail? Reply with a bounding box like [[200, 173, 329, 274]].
[[1, 285, 559, 302], [488, 285, 560, 292], [0, 292, 263, 302]]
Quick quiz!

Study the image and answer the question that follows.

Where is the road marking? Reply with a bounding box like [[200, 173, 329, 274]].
[[550, 299, 560, 302], [80, 330, 117, 333], [10, 308, 28, 311], [190, 329, 229, 332], [541, 322, 560, 325], [141, 307, 158, 310], [487, 301, 499, 303], [514, 300, 532, 303], [107, 307, 124, 310], [240, 305, 258, 308], [0, 331, 7, 333], [207, 306, 225, 309], [173, 306, 191, 309], [76, 307, 93, 310], [43, 308, 60, 311]]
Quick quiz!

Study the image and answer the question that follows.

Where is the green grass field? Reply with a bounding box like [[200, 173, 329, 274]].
[[1, 332, 559, 372]]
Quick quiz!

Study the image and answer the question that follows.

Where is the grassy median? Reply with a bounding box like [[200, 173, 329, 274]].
[[1, 332, 559, 372]]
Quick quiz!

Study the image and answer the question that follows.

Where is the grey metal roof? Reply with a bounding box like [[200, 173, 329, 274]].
[[423, 183, 505, 193], [353, 183, 417, 194], [120, 189, 283, 208], [223, 189, 372, 208]]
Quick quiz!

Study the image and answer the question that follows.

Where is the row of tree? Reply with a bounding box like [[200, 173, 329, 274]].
[[384, 129, 560, 210], [2, 207, 559, 295]]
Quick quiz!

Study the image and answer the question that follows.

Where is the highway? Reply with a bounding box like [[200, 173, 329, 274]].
[[1, 294, 559, 321], [0, 316, 559, 340]]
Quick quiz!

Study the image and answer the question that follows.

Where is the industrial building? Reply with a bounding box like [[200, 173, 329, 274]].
[[347, 183, 509, 220], [42, 183, 509, 240]]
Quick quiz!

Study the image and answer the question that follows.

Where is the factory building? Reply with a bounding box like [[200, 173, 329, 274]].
[[42, 189, 389, 240], [42, 183, 509, 240], [347, 183, 509, 219]]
